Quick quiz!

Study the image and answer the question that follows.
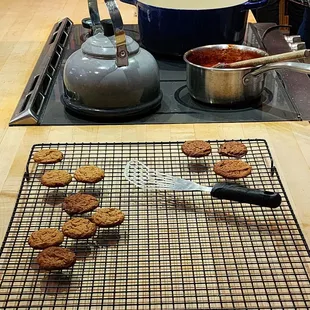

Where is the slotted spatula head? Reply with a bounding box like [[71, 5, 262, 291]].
[[124, 160, 208, 191]]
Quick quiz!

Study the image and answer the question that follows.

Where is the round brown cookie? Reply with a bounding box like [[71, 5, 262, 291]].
[[74, 166, 105, 183], [181, 140, 211, 158], [41, 170, 72, 187], [62, 218, 97, 239], [37, 246, 76, 270], [214, 159, 252, 179], [63, 193, 99, 215], [28, 228, 64, 249], [219, 141, 247, 158], [91, 208, 125, 228], [33, 149, 63, 164]]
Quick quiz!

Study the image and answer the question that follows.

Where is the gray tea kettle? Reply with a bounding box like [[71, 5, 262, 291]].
[[63, 0, 161, 109]]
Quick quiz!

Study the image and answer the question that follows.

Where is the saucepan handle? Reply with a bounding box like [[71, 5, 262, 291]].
[[104, 0, 129, 67], [243, 61, 310, 84]]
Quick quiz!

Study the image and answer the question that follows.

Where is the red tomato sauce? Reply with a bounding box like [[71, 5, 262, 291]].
[[187, 48, 264, 68]]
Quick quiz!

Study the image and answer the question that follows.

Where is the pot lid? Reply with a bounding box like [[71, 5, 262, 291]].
[[138, 0, 246, 10], [82, 33, 139, 57]]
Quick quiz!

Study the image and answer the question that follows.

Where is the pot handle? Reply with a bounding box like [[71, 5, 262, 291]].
[[241, 0, 268, 11], [244, 62, 310, 84], [104, 0, 129, 67], [120, 0, 137, 5]]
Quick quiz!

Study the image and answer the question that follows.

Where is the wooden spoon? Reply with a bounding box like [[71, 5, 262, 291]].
[[213, 49, 310, 69]]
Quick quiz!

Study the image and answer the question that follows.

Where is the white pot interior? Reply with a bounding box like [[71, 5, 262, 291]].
[[137, 0, 247, 10]]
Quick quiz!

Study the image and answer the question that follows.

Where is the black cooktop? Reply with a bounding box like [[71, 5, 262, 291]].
[[9, 19, 310, 125]]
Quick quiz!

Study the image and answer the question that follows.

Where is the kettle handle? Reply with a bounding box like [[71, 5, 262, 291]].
[[88, 0, 104, 35], [104, 0, 129, 67]]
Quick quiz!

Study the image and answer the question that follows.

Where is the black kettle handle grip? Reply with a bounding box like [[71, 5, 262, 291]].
[[211, 183, 281, 209], [104, 0, 129, 67]]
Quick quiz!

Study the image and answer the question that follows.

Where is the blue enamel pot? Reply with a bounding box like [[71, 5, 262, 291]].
[[120, 0, 268, 56]]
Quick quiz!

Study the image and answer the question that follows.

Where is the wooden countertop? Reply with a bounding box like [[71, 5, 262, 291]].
[[0, 0, 310, 251]]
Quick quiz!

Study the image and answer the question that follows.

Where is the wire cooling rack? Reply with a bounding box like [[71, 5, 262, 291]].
[[0, 140, 310, 309]]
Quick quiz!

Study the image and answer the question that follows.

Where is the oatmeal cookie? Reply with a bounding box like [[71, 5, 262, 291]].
[[41, 170, 72, 187], [28, 228, 64, 249], [181, 140, 211, 158], [33, 149, 63, 164], [62, 218, 97, 239], [74, 166, 105, 183], [219, 141, 247, 158], [214, 159, 252, 179], [63, 193, 99, 215], [91, 208, 125, 228], [37, 247, 76, 270]]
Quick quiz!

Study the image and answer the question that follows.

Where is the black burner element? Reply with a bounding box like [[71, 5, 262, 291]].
[[61, 91, 162, 121], [174, 85, 273, 112]]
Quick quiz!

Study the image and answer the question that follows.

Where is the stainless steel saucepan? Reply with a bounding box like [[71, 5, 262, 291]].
[[183, 44, 310, 104]]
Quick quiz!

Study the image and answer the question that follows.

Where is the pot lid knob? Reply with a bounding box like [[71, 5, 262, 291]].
[[81, 17, 114, 37], [82, 17, 93, 29], [102, 19, 114, 36]]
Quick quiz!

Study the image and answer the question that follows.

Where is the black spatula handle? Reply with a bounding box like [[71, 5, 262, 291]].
[[211, 183, 281, 209]]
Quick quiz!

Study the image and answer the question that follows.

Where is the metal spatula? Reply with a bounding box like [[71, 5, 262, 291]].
[[124, 160, 281, 209]]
